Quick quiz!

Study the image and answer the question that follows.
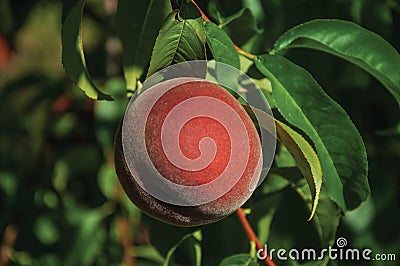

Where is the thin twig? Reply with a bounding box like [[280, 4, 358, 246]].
[[237, 208, 276, 266], [190, 0, 210, 22], [234, 44, 256, 59]]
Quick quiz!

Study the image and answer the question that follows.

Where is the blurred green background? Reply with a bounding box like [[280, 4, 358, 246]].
[[0, 0, 399, 265]]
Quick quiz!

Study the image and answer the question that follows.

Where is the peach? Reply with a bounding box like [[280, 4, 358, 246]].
[[114, 80, 262, 226]]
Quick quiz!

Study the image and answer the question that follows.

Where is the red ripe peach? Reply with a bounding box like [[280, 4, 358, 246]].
[[114, 79, 262, 226]]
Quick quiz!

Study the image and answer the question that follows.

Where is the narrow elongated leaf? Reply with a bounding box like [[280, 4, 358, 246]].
[[274, 19, 400, 106], [61, 0, 112, 100], [255, 54, 369, 211], [276, 120, 322, 220], [205, 22, 240, 69], [115, 0, 170, 91], [254, 108, 322, 220], [147, 11, 206, 78]]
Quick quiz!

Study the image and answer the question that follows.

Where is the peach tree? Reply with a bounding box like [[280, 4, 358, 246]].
[[61, 0, 400, 265]]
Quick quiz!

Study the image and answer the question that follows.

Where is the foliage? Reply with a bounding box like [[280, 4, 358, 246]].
[[1, 0, 399, 265]]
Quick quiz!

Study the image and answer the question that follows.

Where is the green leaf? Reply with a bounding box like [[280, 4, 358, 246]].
[[255, 54, 369, 211], [254, 108, 322, 220], [219, 8, 261, 46], [205, 22, 240, 69], [219, 254, 259, 266], [276, 120, 322, 220], [61, 0, 112, 100], [147, 11, 206, 78], [274, 19, 400, 107], [115, 0, 170, 91]]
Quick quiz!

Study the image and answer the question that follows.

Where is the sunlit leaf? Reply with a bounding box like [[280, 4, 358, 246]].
[[276, 120, 322, 220], [254, 108, 322, 219], [61, 0, 112, 100]]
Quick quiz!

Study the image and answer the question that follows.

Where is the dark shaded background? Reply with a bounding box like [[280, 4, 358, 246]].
[[0, 0, 399, 265]]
